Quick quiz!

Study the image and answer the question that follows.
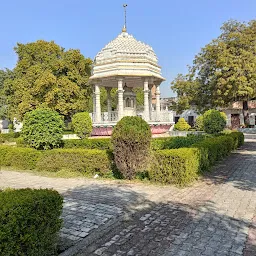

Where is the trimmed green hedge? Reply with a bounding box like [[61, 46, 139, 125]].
[[63, 135, 206, 150], [0, 132, 20, 143], [191, 135, 234, 171], [0, 146, 42, 170], [151, 135, 206, 150], [36, 148, 112, 174], [148, 132, 244, 185], [63, 138, 112, 150], [227, 131, 244, 148], [16, 135, 207, 151], [0, 188, 63, 256], [0, 146, 111, 175], [149, 148, 200, 185], [0, 132, 244, 185]]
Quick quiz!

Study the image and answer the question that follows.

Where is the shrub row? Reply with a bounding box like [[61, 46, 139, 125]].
[[62, 135, 206, 150], [191, 135, 234, 171], [36, 148, 112, 174], [0, 132, 244, 186], [0, 146, 112, 175], [148, 132, 244, 185], [0, 188, 63, 256], [0, 146, 41, 170], [149, 148, 200, 185], [227, 131, 244, 148], [151, 135, 206, 150], [63, 138, 112, 150], [13, 133, 239, 152], [0, 132, 20, 143]]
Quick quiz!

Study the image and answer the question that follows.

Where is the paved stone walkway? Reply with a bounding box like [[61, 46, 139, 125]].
[[0, 138, 256, 256]]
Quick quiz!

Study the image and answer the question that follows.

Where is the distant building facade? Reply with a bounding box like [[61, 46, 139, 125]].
[[222, 100, 256, 129]]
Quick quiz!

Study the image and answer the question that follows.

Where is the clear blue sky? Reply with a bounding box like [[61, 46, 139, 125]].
[[0, 0, 255, 97]]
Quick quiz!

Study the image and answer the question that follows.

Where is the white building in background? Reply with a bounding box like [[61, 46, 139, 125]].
[[89, 23, 174, 135]]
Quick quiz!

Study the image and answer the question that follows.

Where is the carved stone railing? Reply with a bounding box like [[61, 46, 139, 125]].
[[150, 111, 172, 122], [91, 110, 173, 124], [91, 112, 118, 123]]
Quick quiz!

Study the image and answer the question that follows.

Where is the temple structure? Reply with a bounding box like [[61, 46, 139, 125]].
[[89, 10, 173, 135]]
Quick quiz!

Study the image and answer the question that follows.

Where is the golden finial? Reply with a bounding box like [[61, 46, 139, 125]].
[[122, 26, 127, 32], [122, 4, 128, 32]]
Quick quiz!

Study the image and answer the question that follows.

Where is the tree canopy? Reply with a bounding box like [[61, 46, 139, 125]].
[[0, 69, 14, 119], [171, 20, 256, 124], [4, 40, 92, 120]]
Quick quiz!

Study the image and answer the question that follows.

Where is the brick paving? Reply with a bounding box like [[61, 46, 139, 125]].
[[0, 138, 256, 256]]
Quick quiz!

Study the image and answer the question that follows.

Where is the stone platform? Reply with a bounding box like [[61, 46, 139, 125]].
[[91, 123, 172, 136]]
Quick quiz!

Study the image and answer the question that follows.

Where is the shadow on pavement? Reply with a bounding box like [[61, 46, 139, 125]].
[[58, 185, 255, 256]]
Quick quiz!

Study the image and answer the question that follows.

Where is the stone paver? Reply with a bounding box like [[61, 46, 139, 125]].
[[0, 138, 256, 256]]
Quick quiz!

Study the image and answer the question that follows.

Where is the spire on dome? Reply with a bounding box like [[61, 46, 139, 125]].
[[122, 4, 128, 32]]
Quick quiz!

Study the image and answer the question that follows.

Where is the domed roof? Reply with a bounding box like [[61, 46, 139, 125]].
[[94, 31, 158, 65], [90, 30, 165, 82]]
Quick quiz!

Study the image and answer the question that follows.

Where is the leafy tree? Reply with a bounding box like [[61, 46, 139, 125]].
[[133, 88, 144, 109], [21, 109, 64, 150], [171, 20, 256, 125], [174, 118, 191, 131], [111, 116, 151, 179], [72, 112, 92, 139], [0, 69, 14, 119], [203, 109, 226, 134], [4, 40, 92, 120]]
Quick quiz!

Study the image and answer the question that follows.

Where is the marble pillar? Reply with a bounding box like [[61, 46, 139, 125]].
[[156, 85, 161, 121], [106, 88, 112, 121], [95, 84, 101, 123], [143, 78, 149, 121], [117, 79, 124, 120]]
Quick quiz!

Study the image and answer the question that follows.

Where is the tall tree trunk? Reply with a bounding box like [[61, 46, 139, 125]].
[[242, 100, 249, 127]]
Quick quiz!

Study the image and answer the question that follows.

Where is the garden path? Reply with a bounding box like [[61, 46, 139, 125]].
[[0, 136, 255, 256]]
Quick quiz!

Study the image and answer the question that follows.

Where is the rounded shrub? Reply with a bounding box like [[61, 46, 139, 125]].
[[21, 108, 64, 150], [0, 188, 63, 256], [111, 116, 151, 179], [174, 117, 191, 131], [203, 109, 226, 134], [72, 112, 92, 139]]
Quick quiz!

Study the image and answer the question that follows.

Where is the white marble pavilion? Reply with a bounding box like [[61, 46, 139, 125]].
[[89, 24, 173, 135]]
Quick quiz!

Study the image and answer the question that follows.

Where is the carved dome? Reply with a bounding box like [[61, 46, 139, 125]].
[[94, 32, 158, 65], [90, 31, 165, 82]]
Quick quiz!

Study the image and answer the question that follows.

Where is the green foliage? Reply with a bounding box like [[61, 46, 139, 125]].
[[63, 138, 112, 150], [0, 188, 63, 256], [174, 118, 191, 131], [151, 135, 205, 150], [171, 20, 256, 125], [133, 88, 144, 109], [64, 135, 205, 151], [3, 40, 92, 120], [15, 137, 27, 147], [170, 74, 195, 113], [195, 116, 204, 131], [111, 116, 151, 179], [36, 148, 111, 175], [0, 69, 14, 119], [149, 132, 244, 185], [71, 112, 92, 139], [227, 131, 244, 148], [22, 109, 64, 150], [149, 148, 200, 185], [191, 135, 241, 171], [203, 109, 226, 134], [0, 146, 42, 169], [0, 132, 244, 185], [0, 132, 20, 144]]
